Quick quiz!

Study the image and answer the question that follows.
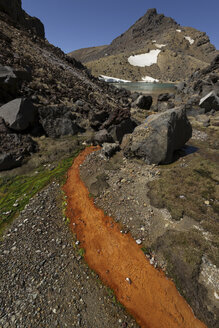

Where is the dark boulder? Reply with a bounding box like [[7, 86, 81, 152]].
[[0, 133, 38, 171], [122, 107, 192, 164], [157, 93, 174, 102], [0, 98, 37, 132], [108, 118, 137, 143], [0, 153, 21, 171], [93, 129, 114, 145], [41, 117, 79, 138], [199, 91, 219, 112], [135, 95, 153, 110], [0, 65, 18, 102], [101, 143, 120, 158], [38, 106, 80, 137]]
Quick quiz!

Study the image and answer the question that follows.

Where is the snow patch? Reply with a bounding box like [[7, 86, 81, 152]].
[[128, 50, 161, 67], [184, 36, 194, 45], [141, 76, 159, 83], [176, 29, 182, 33], [98, 75, 131, 83], [155, 43, 166, 49]]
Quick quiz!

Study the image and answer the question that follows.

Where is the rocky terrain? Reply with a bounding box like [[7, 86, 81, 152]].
[[69, 8, 218, 82], [0, 1, 219, 328]]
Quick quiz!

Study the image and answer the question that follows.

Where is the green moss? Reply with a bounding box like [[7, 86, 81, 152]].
[[0, 147, 83, 235], [148, 154, 219, 222]]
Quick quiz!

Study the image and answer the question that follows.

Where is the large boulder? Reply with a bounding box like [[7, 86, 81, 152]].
[[0, 133, 38, 171], [0, 65, 18, 102], [0, 98, 37, 132], [38, 106, 80, 137], [134, 95, 153, 110], [0, 153, 21, 171], [122, 107, 192, 164], [108, 118, 137, 143], [93, 129, 114, 145], [199, 91, 219, 112]]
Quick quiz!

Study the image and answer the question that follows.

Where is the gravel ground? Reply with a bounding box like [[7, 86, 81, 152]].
[[0, 182, 138, 328]]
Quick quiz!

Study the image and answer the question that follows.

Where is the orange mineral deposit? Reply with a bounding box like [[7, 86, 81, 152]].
[[63, 147, 207, 328]]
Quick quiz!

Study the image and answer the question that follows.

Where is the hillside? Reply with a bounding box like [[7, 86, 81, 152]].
[[0, 2, 219, 328], [69, 8, 218, 82]]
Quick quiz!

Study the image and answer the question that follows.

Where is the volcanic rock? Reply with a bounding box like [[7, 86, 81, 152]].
[[0, 98, 37, 132], [0, 0, 45, 38], [199, 91, 219, 112], [135, 95, 152, 110], [122, 107, 192, 164], [93, 129, 114, 145], [0, 65, 18, 102]]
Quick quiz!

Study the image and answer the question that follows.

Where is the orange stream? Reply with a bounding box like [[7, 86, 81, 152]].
[[63, 147, 207, 328]]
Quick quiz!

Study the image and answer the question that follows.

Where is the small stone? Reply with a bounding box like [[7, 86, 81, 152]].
[[125, 277, 132, 284]]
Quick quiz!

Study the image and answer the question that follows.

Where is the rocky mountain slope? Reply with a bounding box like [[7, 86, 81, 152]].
[[0, 2, 219, 328], [69, 8, 218, 82], [0, 1, 136, 171]]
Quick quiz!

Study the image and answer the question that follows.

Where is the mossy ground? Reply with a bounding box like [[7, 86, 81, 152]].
[[0, 147, 83, 236], [148, 132, 219, 259]]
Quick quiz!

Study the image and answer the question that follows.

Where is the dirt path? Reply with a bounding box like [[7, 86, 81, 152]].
[[63, 147, 207, 328]]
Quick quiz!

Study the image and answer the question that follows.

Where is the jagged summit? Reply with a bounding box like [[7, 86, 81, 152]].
[[69, 8, 218, 82]]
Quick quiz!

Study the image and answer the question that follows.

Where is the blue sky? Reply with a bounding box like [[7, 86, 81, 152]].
[[22, 0, 219, 53]]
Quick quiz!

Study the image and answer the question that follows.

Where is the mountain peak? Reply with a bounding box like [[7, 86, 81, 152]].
[[145, 8, 158, 17]]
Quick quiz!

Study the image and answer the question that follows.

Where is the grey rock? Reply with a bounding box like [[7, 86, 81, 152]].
[[134, 95, 152, 110], [108, 118, 136, 143], [157, 93, 173, 102], [93, 129, 114, 145], [177, 82, 186, 92], [122, 107, 192, 164], [41, 117, 79, 138], [102, 143, 120, 158], [199, 91, 219, 112], [0, 98, 37, 131], [0, 153, 21, 171]]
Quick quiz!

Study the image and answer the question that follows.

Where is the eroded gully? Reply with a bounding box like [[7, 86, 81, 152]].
[[63, 147, 206, 328]]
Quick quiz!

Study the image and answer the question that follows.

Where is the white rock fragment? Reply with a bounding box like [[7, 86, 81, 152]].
[[128, 49, 161, 67], [184, 36, 194, 45], [125, 277, 132, 284], [214, 291, 219, 300], [155, 43, 166, 49]]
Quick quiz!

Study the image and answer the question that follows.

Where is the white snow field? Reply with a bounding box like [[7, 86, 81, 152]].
[[128, 49, 161, 67], [184, 36, 194, 44], [141, 76, 159, 82], [98, 75, 131, 83]]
